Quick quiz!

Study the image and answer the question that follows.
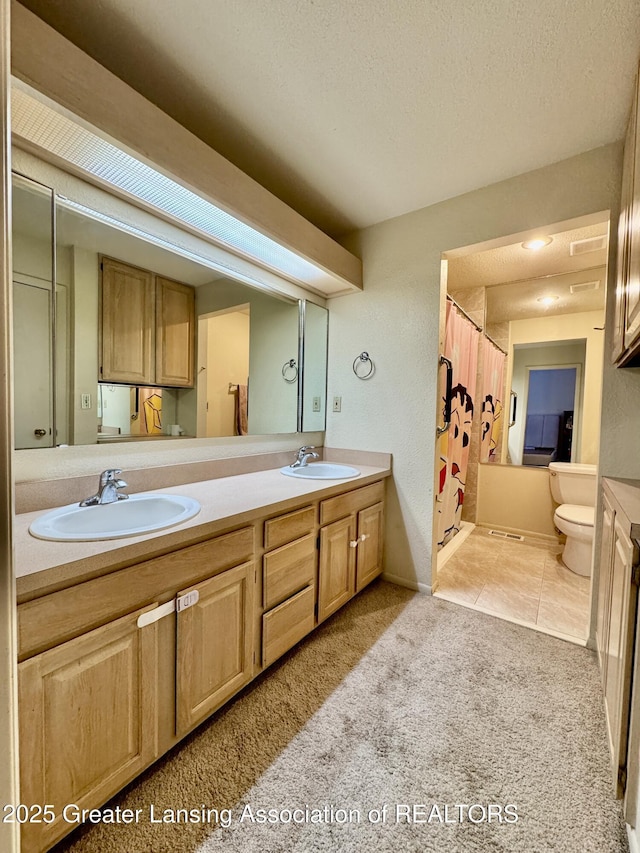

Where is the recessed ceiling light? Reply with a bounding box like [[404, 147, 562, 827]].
[[522, 237, 553, 250], [537, 295, 559, 306]]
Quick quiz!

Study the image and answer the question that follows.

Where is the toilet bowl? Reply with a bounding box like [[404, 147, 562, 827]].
[[548, 462, 597, 577]]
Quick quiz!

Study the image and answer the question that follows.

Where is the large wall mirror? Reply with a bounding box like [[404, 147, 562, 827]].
[[12, 172, 328, 448]]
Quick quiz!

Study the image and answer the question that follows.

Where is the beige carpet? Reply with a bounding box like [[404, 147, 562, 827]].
[[53, 581, 627, 853]]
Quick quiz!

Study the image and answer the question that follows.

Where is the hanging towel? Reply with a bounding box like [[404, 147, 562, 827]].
[[235, 384, 248, 435]]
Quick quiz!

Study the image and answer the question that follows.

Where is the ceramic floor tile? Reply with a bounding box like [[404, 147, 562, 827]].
[[536, 598, 589, 640], [435, 527, 588, 643], [475, 585, 540, 623]]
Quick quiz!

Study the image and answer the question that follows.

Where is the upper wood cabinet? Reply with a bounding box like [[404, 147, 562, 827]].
[[100, 257, 195, 386], [613, 64, 640, 366]]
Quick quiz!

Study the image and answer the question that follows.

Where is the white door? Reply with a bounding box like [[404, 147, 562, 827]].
[[13, 278, 52, 448]]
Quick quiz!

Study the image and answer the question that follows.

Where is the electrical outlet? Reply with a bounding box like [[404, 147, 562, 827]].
[[332, 396, 342, 413], [81, 393, 92, 410], [312, 396, 321, 412]]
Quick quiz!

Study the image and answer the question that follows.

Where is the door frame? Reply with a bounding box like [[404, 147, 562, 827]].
[[0, 0, 21, 850]]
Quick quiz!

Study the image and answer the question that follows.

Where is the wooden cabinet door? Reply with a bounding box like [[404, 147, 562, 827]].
[[155, 276, 195, 387], [100, 257, 155, 384], [318, 516, 356, 622], [604, 517, 639, 797], [597, 492, 616, 680], [355, 502, 384, 592], [19, 606, 159, 853], [176, 562, 254, 736]]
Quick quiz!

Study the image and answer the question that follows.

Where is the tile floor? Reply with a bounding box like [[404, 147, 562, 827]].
[[433, 527, 591, 642]]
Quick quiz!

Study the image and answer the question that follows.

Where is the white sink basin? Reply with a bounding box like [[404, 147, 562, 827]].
[[29, 493, 201, 542], [280, 462, 360, 480]]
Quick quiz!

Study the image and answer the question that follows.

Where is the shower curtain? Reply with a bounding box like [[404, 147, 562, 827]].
[[437, 300, 479, 549], [480, 336, 506, 463]]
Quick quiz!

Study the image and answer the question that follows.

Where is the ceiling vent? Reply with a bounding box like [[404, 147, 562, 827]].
[[570, 280, 600, 294], [569, 236, 607, 256]]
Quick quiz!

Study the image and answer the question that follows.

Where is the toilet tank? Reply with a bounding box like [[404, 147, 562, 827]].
[[549, 462, 597, 506]]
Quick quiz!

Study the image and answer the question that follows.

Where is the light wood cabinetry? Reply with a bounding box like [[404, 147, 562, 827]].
[[613, 63, 640, 366], [19, 605, 159, 853], [154, 276, 196, 386], [17, 473, 386, 852], [318, 481, 385, 622], [596, 479, 640, 799], [176, 562, 254, 735], [261, 506, 316, 668], [100, 257, 195, 387], [100, 257, 155, 384]]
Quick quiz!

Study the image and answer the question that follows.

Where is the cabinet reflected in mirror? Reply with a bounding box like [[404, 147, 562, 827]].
[[11, 173, 328, 447]]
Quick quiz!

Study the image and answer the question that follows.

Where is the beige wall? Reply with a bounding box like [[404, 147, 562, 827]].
[[329, 143, 623, 592], [477, 464, 557, 538]]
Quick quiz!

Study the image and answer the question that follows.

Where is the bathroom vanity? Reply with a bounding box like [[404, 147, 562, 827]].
[[596, 478, 640, 808], [14, 459, 389, 853]]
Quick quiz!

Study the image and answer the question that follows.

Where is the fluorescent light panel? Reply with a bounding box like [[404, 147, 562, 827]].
[[11, 81, 334, 290]]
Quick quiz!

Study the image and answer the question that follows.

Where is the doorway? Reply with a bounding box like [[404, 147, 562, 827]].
[[432, 212, 609, 643], [197, 305, 250, 438]]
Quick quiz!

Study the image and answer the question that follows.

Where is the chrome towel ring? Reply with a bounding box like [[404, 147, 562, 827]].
[[353, 352, 375, 379], [282, 359, 298, 383]]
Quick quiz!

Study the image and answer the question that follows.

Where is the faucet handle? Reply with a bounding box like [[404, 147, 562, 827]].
[[299, 445, 315, 453], [100, 468, 122, 485]]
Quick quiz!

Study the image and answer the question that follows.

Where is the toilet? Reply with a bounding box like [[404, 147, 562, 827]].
[[548, 462, 597, 577]]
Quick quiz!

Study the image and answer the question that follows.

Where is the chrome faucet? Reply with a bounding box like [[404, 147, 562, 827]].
[[290, 446, 320, 468], [80, 469, 129, 506]]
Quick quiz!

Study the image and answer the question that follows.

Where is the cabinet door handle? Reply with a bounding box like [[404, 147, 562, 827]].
[[349, 539, 360, 548], [360, 533, 369, 542]]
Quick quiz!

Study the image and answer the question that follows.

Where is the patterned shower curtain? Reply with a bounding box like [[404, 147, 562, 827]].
[[437, 300, 479, 549], [480, 336, 506, 464]]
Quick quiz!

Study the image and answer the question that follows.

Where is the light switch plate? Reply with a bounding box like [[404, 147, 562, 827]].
[[332, 396, 342, 413], [312, 396, 321, 412]]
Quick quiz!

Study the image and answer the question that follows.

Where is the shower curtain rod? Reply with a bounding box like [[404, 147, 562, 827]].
[[445, 295, 507, 356]]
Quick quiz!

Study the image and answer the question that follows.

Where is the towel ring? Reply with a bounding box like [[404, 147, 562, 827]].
[[282, 359, 298, 383], [353, 352, 375, 379]]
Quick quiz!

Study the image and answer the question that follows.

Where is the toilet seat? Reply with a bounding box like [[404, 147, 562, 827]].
[[555, 504, 594, 527]]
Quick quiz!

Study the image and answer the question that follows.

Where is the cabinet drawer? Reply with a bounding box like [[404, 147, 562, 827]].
[[320, 480, 385, 525], [263, 534, 316, 610], [18, 526, 255, 661], [264, 505, 315, 550], [262, 586, 315, 668]]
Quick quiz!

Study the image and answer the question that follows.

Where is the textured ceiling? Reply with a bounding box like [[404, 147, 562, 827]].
[[448, 217, 608, 323], [16, 0, 640, 238]]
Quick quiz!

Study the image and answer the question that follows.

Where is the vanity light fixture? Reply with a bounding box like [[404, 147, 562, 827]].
[[522, 237, 553, 251], [11, 79, 347, 294], [536, 295, 559, 306]]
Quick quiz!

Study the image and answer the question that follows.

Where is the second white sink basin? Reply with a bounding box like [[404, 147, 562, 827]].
[[280, 462, 360, 480], [29, 493, 201, 542]]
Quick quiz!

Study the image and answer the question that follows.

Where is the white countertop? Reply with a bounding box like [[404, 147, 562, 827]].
[[15, 464, 390, 601]]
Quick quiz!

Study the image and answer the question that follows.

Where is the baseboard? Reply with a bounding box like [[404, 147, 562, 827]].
[[627, 823, 639, 853], [382, 571, 431, 594]]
